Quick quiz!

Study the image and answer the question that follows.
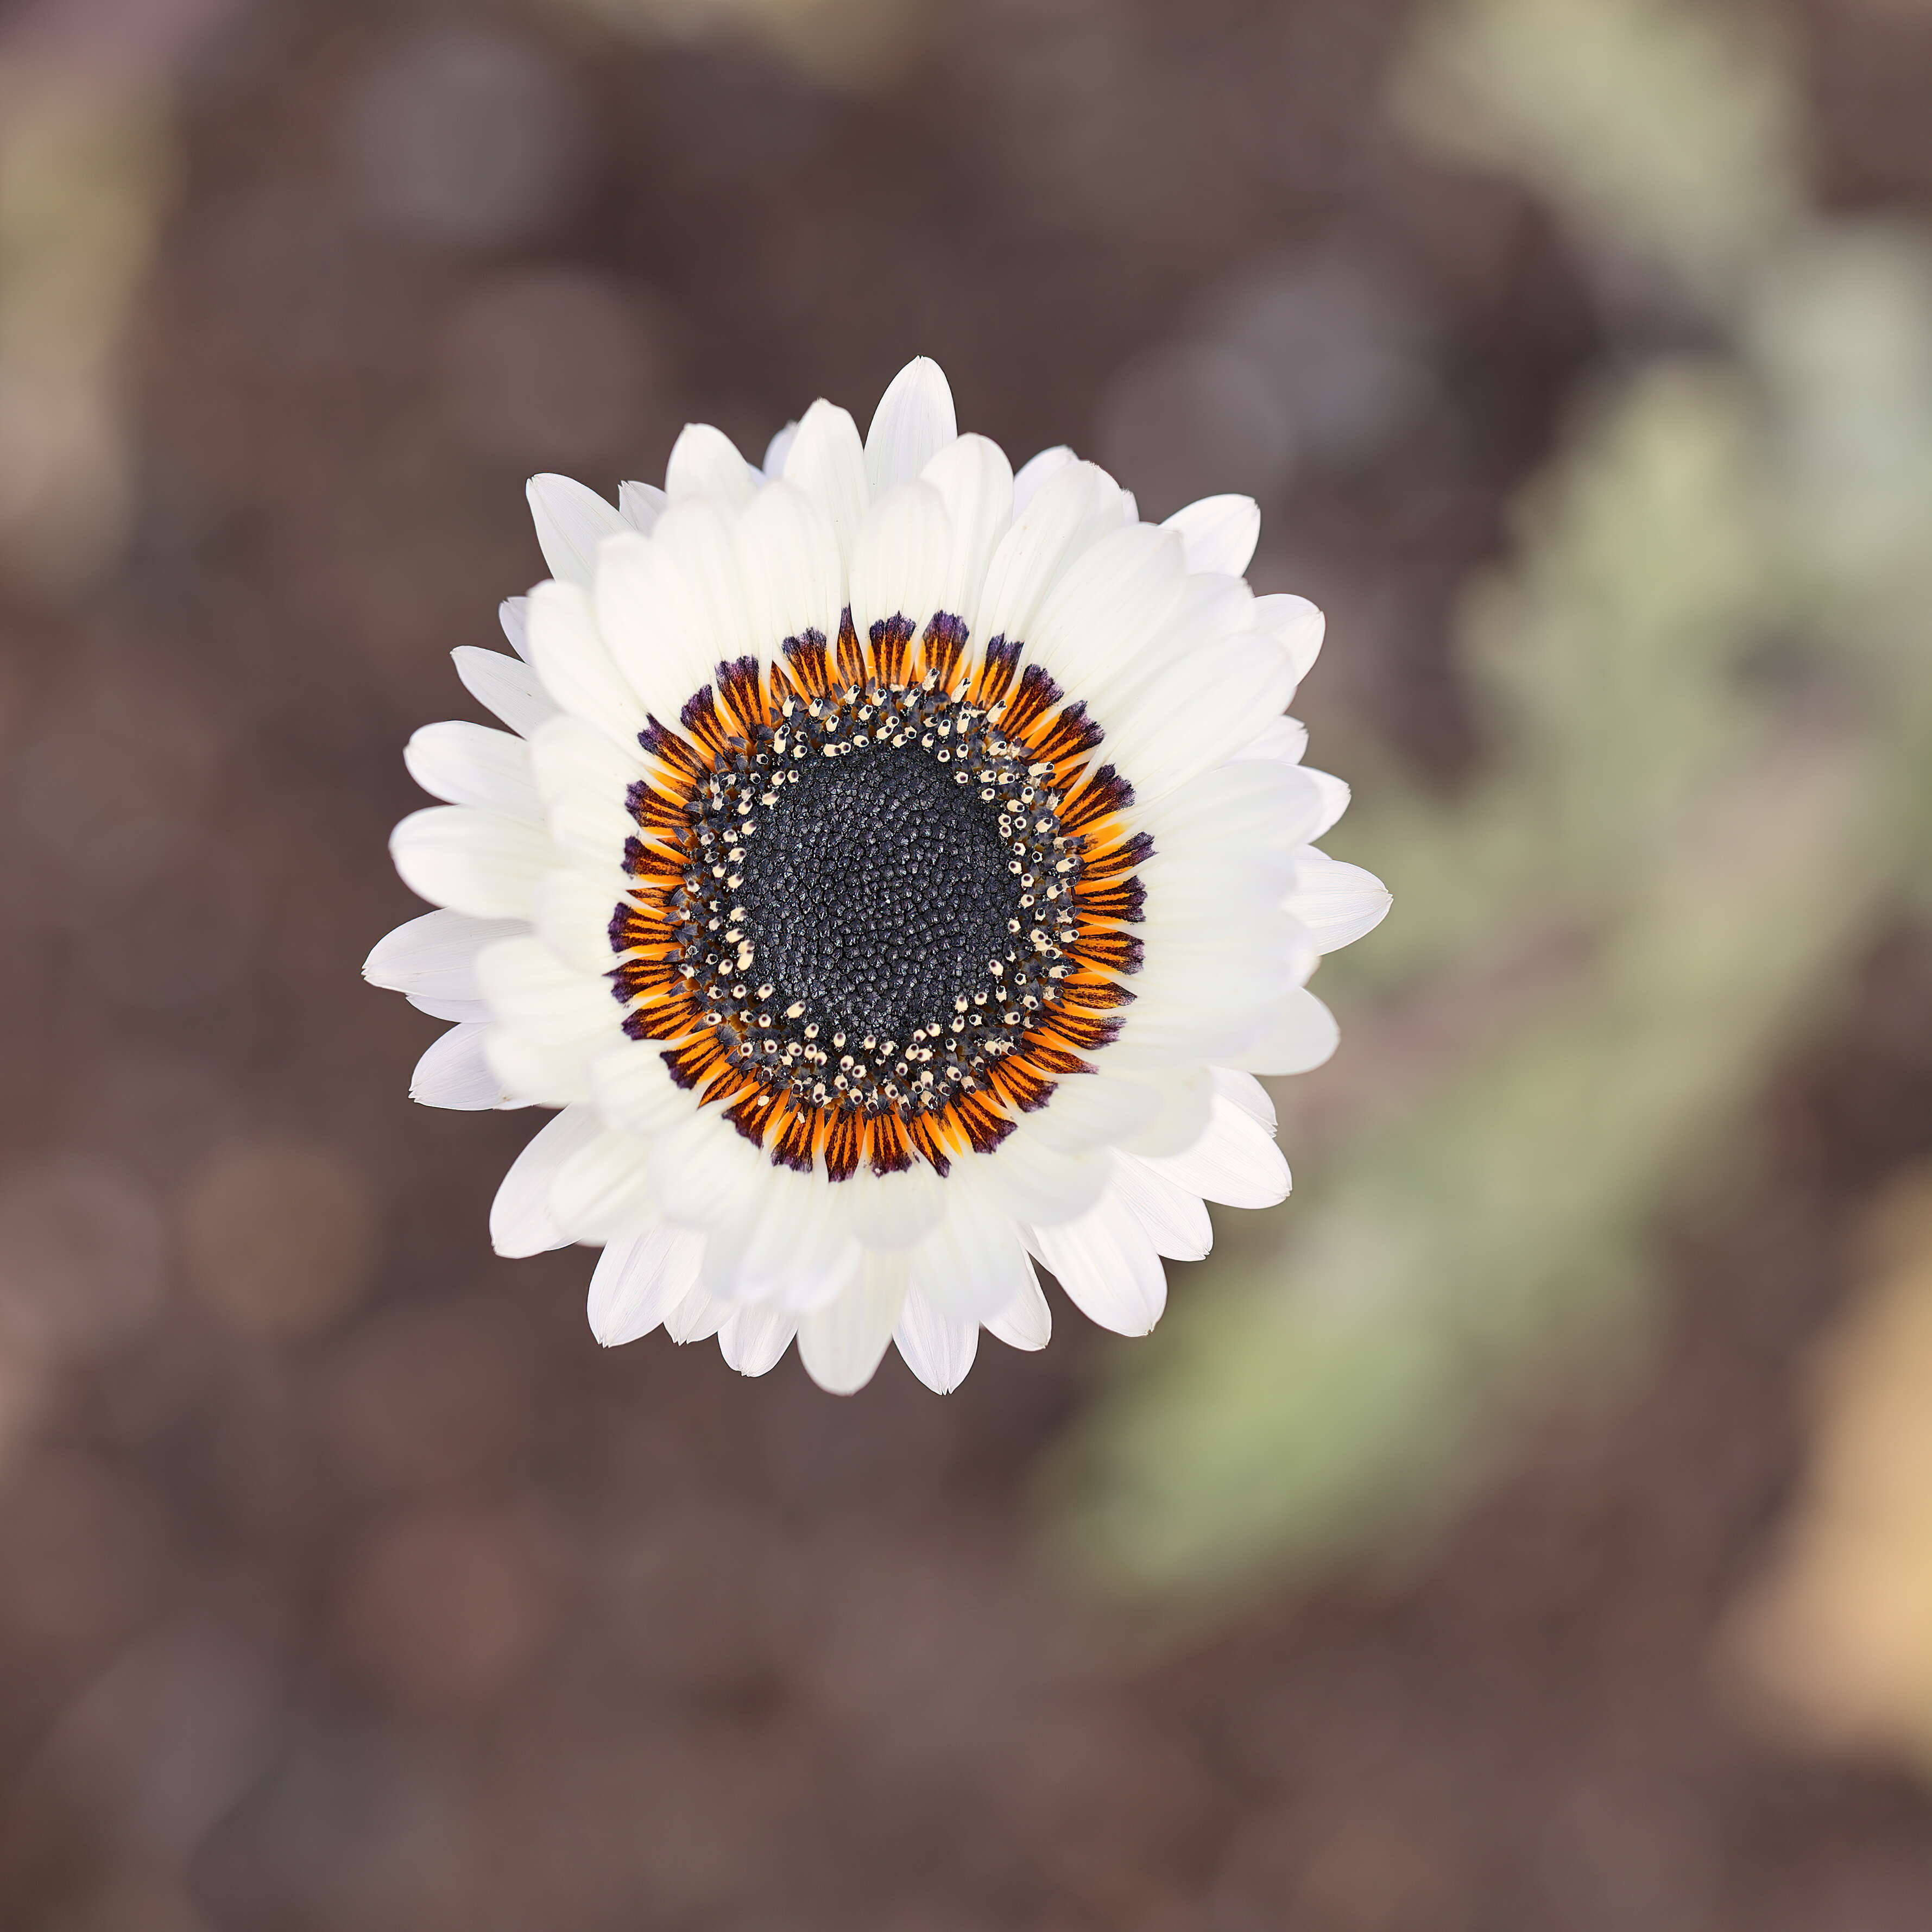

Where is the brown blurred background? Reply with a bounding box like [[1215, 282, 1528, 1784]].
[[4, 0, 1932, 1926]]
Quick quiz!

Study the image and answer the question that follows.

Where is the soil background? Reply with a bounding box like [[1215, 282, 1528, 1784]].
[[3, 1, 1932, 1927]]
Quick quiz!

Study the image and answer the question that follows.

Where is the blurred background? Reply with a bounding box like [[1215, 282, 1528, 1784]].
[[3, 0, 1932, 1925]]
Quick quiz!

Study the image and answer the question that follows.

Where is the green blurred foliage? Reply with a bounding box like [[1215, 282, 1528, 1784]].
[[1393, 0, 1805, 307], [1054, 0, 1932, 1606]]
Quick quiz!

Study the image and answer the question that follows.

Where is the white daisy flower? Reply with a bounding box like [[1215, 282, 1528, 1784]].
[[365, 357, 1389, 1394]]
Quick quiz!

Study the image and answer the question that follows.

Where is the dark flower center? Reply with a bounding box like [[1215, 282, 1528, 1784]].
[[667, 682, 1081, 1117], [738, 738, 1022, 1046]]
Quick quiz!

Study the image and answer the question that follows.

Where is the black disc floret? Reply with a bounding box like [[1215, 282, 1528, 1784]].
[[662, 678, 1084, 1122]]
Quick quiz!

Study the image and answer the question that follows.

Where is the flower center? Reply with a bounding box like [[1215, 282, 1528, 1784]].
[[614, 615, 1150, 1181], [740, 741, 1017, 1039], [669, 684, 1080, 1119]]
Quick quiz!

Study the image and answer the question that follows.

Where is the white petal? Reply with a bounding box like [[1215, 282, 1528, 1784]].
[[1121, 988, 1245, 1059], [551, 1128, 658, 1242], [1146, 894, 1307, 964], [762, 419, 799, 478], [527, 711, 645, 808], [499, 597, 533, 662], [710, 1179, 861, 1311], [647, 1109, 769, 1230], [482, 1039, 600, 1108], [590, 1042, 693, 1138], [1099, 635, 1297, 806], [1231, 715, 1309, 764], [588, 1223, 703, 1345], [364, 908, 526, 1000], [1116, 1065, 1213, 1158], [1302, 769, 1352, 840], [1211, 1066, 1276, 1131], [528, 716, 643, 873], [1030, 1197, 1167, 1337], [664, 1281, 728, 1344], [526, 578, 651, 750], [1286, 849, 1391, 952], [546, 797, 637, 881], [1163, 494, 1261, 576], [408, 993, 490, 1022], [593, 532, 715, 722], [893, 1287, 978, 1393], [618, 480, 667, 534], [649, 494, 753, 668], [849, 480, 952, 643], [797, 1255, 906, 1394], [410, 1022, 512, 1110], [1136, 758, 1327, 864], [919, 432, 1013, 618], [1137, 1094, 1289, 1210], [781, 399, 869, 567], [904, 1188, 1037, 1324], [1155, 929, 1281, 1004], [776, 1253, 863, 1314], [1227, 985, 1340, 1076], [527, 475, 627, 587], [405, 721, 539, 820], [1252, 594, 1325, 681], [1024, 522, 1188, 709], [983, 1271, 1051, 1351], [1107, 1153, 1213, 1262], [623, 497, 756, 697], [390, 806, 555, 920], [534, 868, 627, 974], [485, 1039, 591, 1107], [709, 1296, 790, 1365], [486, 1026, 595, 1107], [841, 1163, 945, 1250], [1137, 851, 1311, 956], [476, 936, 616, 1041], [1024, 1073, 1159, 1157], [864, 357, 956, 498], [1111, 976, 1261, 1066], [1010, 445, 1075, 514], [595, 537, 711, 726], [699, 1166, 857, 1307], [452, 647, 559, 739], [1134, 805, 1319, 947], [1109, 966, 1310, 1072], [717, 1302, 797, 1377], [735, 479, 844, 653], [971, 1129, 1107, 1228], [1156, 571, 1256, 664], [974, 459, 1128, 650], [490, 1105, 602, 1257], [688, 1198, 768, 1300], [665, 422, 759, 507]]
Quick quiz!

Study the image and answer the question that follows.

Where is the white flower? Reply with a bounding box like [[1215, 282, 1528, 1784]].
[[365, 357, 1390, 1394]]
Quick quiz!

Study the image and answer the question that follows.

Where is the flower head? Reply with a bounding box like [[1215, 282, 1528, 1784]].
[[366, 358, 1389, 1392]]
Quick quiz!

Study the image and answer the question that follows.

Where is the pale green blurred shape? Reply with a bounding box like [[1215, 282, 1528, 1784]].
[[1055, 0, 1932, 1603], [1394, 0, 1806, 306], [0, 59, 178, 593]]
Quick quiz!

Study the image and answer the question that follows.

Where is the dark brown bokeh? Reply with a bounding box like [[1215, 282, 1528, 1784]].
[[3, 1, 1932, 1927]]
